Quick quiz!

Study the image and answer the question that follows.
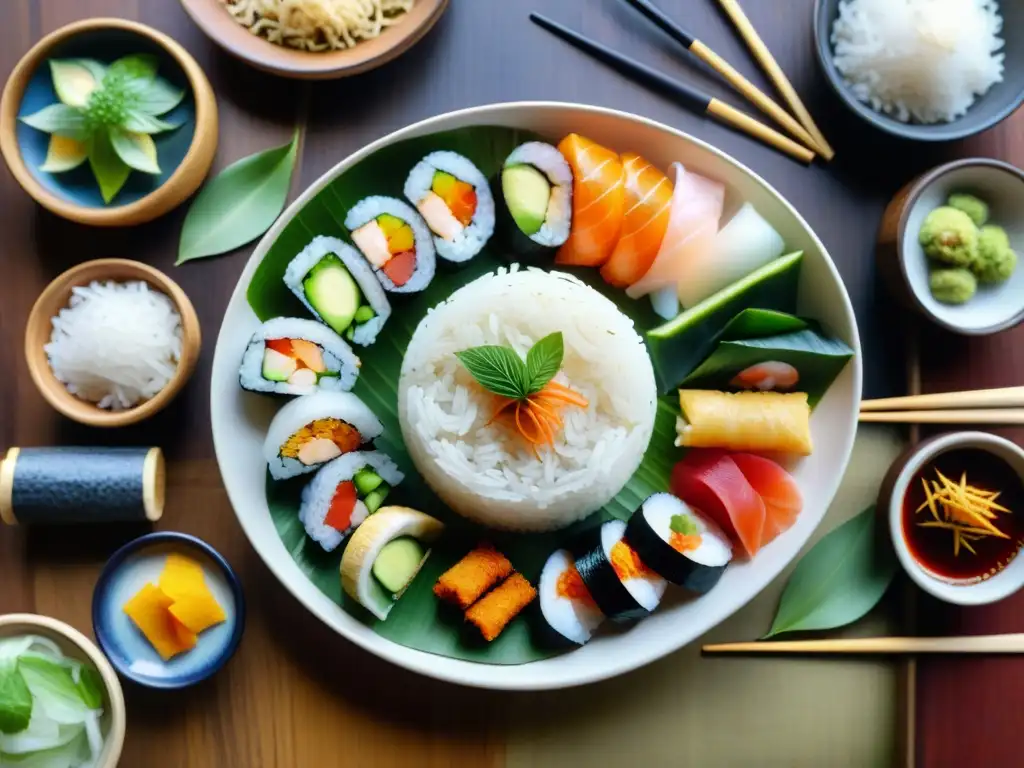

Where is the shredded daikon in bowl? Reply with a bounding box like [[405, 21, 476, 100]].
[[45, 280, 183, 411]]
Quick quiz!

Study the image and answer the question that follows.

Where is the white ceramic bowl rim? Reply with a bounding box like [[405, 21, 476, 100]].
[[888, 431, 1024, 606], [210, 101, 863, 690]]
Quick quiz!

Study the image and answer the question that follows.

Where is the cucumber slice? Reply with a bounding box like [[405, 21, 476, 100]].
[[372, 536, 427, 595], [353, 305, 375, 325], [353, 468, 383, 496], [303, 255, 362, 334], [646, 252, 803, 393], [364, 485, 389, 514]]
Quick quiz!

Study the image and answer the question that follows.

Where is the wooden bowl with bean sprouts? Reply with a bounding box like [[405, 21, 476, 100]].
[[180, 0, 449, 80]]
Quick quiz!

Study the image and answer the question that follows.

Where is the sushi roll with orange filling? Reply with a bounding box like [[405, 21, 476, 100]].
[[539, 549, 605, 646], [345, 197, 436, 293], [239, 317, 360, 395], [404, 151, 495, 263]]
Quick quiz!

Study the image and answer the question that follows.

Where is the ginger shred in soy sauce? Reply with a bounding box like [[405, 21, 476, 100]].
[[902, 449, 1024, 582]]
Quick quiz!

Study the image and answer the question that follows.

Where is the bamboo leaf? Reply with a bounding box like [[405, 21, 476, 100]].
[[48, 60, 100, 109], [39, 135, 88, 173], [177, 130, 299, 265], [109, 128, 160, 174], [763, 506, 896, 638], [19, 104, 87, 140], [88, 132, 131, 204]]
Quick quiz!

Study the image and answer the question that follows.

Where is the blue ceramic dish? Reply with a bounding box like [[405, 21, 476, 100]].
[[92, 532, 245, 690], [16, 30, 196, 209]]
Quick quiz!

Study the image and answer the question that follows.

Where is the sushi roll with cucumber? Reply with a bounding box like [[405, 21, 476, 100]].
[[539, 549, 605, 646], [571, 519, 666, 623], [500, 142, 573, 252], [284, 237, 391, 346], [239, 317, 360, 395], [625, 493, 733, 594], [345, 197, 436, 293], [299, 451, 404, 552], [404, 151, 495, 263], [264, 391, 383, 480]]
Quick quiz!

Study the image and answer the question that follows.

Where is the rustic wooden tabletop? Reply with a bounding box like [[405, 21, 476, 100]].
[[1, 1, 1021, 766]]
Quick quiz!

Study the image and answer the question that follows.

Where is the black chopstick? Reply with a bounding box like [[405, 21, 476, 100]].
[[529, 13, 814, 163]]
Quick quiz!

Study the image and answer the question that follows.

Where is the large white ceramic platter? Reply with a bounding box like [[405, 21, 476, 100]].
[[210, 102, 862, 690]]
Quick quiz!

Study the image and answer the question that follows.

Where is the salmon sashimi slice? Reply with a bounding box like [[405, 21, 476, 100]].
[[555, 134, 625, 267], [730, 453, 803, 547], [671, 449, 766, 559], [599, 153, 675, 288], [626, 163, 725, 309]]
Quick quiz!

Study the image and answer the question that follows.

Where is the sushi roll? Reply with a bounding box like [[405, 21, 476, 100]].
[[263, 391, 383, 480], [345, 197, 436, 293], [404, 151, 495, 263], [625, 493, 733, 593], [539, 549, 605, 646], [284, 236, 391, 346], [299, 451, 404, 552], [571, 519, 666, 623], [239, 317, 360, 395], [499, 142, 573, 252]]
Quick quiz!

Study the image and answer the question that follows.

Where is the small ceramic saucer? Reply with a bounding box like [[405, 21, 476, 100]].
[[92, 532, 245, 689]]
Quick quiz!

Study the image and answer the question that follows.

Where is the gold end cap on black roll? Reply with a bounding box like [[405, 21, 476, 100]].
[[142, 447, 166, 522], [0, 447, 21, 526]]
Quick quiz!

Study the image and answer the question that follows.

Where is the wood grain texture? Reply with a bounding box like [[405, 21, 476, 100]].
[[0, 0, 1018, 765]]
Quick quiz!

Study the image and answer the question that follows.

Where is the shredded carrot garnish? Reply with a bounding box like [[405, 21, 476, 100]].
[[490, 381, 588, 457]]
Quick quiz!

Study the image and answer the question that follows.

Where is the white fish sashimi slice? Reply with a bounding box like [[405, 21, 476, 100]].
[[626, 162, 725, 300], [677, 201, 785, 309]]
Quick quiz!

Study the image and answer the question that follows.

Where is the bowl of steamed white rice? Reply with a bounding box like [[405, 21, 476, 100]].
[[814, 0, 1024, 141]]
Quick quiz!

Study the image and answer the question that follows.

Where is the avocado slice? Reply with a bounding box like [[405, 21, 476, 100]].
[[353, 305, 375, 325], [363, 485, 389, 514], [353, 468, 383, 496], [302, 255, 362, 334], [502, 164, 550, 236], [372, 536, 426, 594], [262, 348, 296, 382]]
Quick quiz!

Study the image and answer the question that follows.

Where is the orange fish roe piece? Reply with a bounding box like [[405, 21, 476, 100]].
[[465, 572, 537, 642], [609, 539, 651, 581], [556, 564, 597, 608], [434, 545, 514, 609], [669, 532, 702, 554]]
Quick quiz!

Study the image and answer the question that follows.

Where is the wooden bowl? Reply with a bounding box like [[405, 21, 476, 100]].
[[25, 259, 202, 428], [180, 0, 449, 80], [876, 158, 1024, 336], [0, 18, 219, 227], [0, 613, 126, 767]]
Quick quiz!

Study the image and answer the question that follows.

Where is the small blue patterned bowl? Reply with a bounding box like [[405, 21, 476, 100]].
[[92, 532, 245, 689], [0, 18, 217, 227]]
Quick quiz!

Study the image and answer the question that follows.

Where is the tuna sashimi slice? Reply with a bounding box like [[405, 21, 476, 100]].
[[730, 453, 803, 547], [671, 449, 766, 559], [626, 163, 725, 299]]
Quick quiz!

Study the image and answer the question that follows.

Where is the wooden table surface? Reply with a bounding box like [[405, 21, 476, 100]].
[[0, 1, 1020, 766]]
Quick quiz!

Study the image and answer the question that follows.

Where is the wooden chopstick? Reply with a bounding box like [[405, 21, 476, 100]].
[[859, 408, 1024, 426], [619, 0, 822, 156], [703, 634, 1024, 655], [861, 386, 1024, 412], [529, 13, 815, 164], [714, 0, 835, 160]]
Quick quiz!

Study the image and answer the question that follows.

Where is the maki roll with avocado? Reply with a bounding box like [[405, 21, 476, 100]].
[[571, 519, 666, 623], [625, 494, 732, 594], [284, 237, 391, 346], [239, 317, 360, 395], [500, 142, 572, 252], [264, 391, 383, 480], [345, 197, 436, 293], [404, 151, 495, 263], [539, 549, 605, 646], [299, 451, 404, 552]]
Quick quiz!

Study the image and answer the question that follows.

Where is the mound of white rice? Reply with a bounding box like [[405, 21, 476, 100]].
[[398, 266, 657, 532], [830, 0, 1004, 124]]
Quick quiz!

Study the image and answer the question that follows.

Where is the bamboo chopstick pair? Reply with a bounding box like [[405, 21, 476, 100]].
[[859, 386, 1024, 426], [531, 0, 833, 163], [703, 633, 1024, 656]]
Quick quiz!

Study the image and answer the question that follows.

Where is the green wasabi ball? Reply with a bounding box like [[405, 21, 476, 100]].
[[974, 225, 1017, 283], [919, 207, 978, 267], [930, 268, 977, 305], [947, 192, 989, 227]]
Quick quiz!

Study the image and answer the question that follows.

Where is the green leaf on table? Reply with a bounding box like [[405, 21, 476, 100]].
[[88, 132, 131, 204], [19, 104, 87, 140], [132, 78, 185, 116], [177, 130, 300, 265], [0, 656, 31, 735], [122, 109, 176, 135], [525, 332, 564, 393], [455, 346, 529, 400], [48, 60, 101, 109], [763, 506, 896, 638], [107, 53, 158, 84], [39, 135, 88, 173], [109, 127, 160, 174]]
